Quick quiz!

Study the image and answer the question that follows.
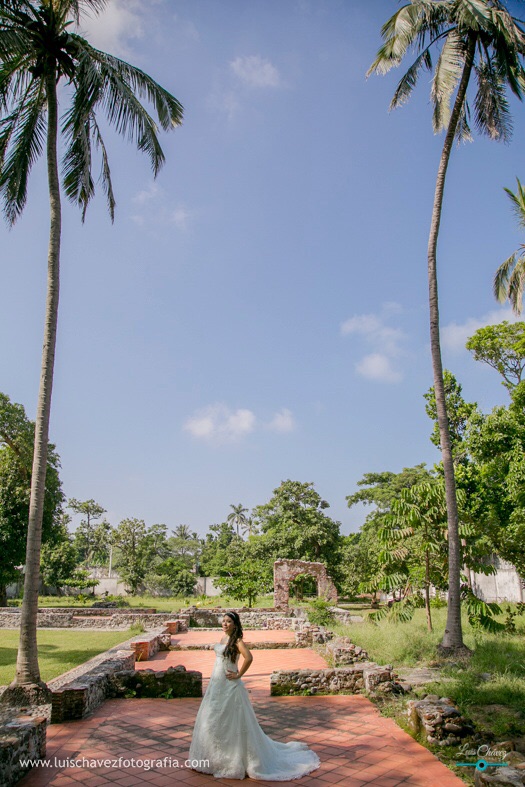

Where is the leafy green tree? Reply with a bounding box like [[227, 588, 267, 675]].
[[147, 556, 196, 597], [215, 557, 272, 608], [252, 480, 343, 586], [168, 525, 202, 568], [112, 519, 168, 594], [345, 465, 432, 602], [199, 521, 241, 577], [68, 498, 111, 565], [0, 392, 63, 607], [40, 515, 79, 593], [424, 370, 479, 459], [368, 0, 525, 653], [494, 180, 525, 313], [466, 322, 525, 390], [467, 382, 525, 579], [0, 0, 182, 694], [227, 504, 249, 538]]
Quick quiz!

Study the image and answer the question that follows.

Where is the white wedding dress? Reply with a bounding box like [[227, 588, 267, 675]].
[[189, 643, 320, 780]]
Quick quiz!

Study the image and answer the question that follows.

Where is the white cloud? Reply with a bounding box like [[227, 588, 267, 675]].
[[356, 353, 402, 384], [184, 405, 256, 443], [341, 304, 407, 382], [131, 182, 192, 231], [184, 404, 296, 442], [267, 408, 295, 433], [230, 56, 281, 88], [78, 0, 145, 58], [441, 308, 519, 353]]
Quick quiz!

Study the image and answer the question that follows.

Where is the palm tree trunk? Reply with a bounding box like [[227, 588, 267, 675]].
[[13, 71, 61, 688], [427, 34, 476, 653]]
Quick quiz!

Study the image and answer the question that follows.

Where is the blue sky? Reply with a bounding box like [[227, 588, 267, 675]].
[[2, 0, 525, 537]]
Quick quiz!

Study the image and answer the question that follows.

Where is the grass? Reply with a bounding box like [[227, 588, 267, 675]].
[[8, 593, 279, 612], [0, 629, 135, 686], [334, 604, 525, 773]]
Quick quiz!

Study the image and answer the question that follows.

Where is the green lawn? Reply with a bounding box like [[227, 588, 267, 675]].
[[0, 629, 134, 686], [8, 593, 279, 612]]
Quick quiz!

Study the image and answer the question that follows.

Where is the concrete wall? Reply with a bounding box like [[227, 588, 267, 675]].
[[471, 558, 524, 603]]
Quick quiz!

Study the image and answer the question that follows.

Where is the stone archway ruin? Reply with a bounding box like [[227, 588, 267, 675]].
[[273, 559, 337, 610]]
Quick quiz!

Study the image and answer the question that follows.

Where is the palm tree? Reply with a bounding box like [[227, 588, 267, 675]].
[[0, 0, 182, 701], [227, 503, 249, 538], [368, 0, 525, 653], [494, 178, 525, 312]]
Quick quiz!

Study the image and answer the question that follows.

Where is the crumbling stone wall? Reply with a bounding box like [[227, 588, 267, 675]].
[[0, 714, 47, 787], [112, 665, 202, 698], [408, 696, 474, 747], [273, 559, 337, 610], [270, 663, 394, 696]]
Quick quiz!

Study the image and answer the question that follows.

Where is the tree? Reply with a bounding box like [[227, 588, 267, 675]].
[[147, 556, 196, 597], [227, 504, 249, 538], [215, 557, 272, 608], [0, 392, 63, 607], [368, 0, 525, 653], [199, 521, 241, 578], [424, 370, 479, 459], [494, 179, 525, 313], [252, 480, 343, 585], [168, 525, 202, 568], [0, 0, 182, 696], [466, 322, 525, 389], [40, 514, 88, 593], [68, 498, 110, 565], [111, 518, 158, 594], [346, 465, 433, 602]]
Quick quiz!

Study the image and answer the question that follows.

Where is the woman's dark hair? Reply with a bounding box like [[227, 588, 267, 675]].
[[223, 611, 243, 662]]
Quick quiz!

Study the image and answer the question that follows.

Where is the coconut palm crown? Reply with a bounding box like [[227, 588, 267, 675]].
[[0, 0, 182, 697], [494, 178, 525, 312], [369, 0, 525, 653], [0, 0, 183, 222]]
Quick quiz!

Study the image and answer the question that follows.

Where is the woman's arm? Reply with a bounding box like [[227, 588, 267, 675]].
[[226, 639, 253, 680]]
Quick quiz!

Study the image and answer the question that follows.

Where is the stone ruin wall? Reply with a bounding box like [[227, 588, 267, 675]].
[[273, 559, 338, 610]]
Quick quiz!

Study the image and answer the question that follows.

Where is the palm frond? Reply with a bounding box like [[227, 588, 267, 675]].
[[494, 252, 525, 313], [431, 29, 466, 133], [390, 46, 432, 109], [455, 0, 493, 33], [504, 178, 525, 229], [0, 77, 46, 224], [454, 98, 473, 142], [92, 116, 115, 221], [474, 59, 512, 141], [62, 114, 94, 221], [368, 2, 435, 76]]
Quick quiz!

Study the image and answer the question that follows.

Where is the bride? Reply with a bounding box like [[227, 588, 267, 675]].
[[189, 610, 320, 780]]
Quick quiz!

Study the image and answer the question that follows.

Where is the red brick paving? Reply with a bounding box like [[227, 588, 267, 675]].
[[18, 632, 466, 786]]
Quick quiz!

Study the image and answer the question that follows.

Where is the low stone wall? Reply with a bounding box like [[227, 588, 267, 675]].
[[326, 637, 370, 665], [0, 714, 47, 787], [131, 627, 171, 661], [270, 663, 394, 696], [183, 607, 300, 629], [113, 666, 202, 698], [294, 624, 333, 646], [50, 650, 135, 723], [408, 696, 475, 747], [0, 611, 188, 631]]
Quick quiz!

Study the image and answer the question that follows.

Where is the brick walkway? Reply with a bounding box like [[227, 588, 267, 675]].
[[19, 634, 466, 787]]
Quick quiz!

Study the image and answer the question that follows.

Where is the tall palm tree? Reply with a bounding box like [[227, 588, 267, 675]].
[[368, 0, 525, 653], [494, 178, 525, 312], [0, 0, 182, 700], [227, 503, 249, 538]]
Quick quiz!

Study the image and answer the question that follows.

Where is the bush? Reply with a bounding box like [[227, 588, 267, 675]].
[[307, 597, 335, 626]]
